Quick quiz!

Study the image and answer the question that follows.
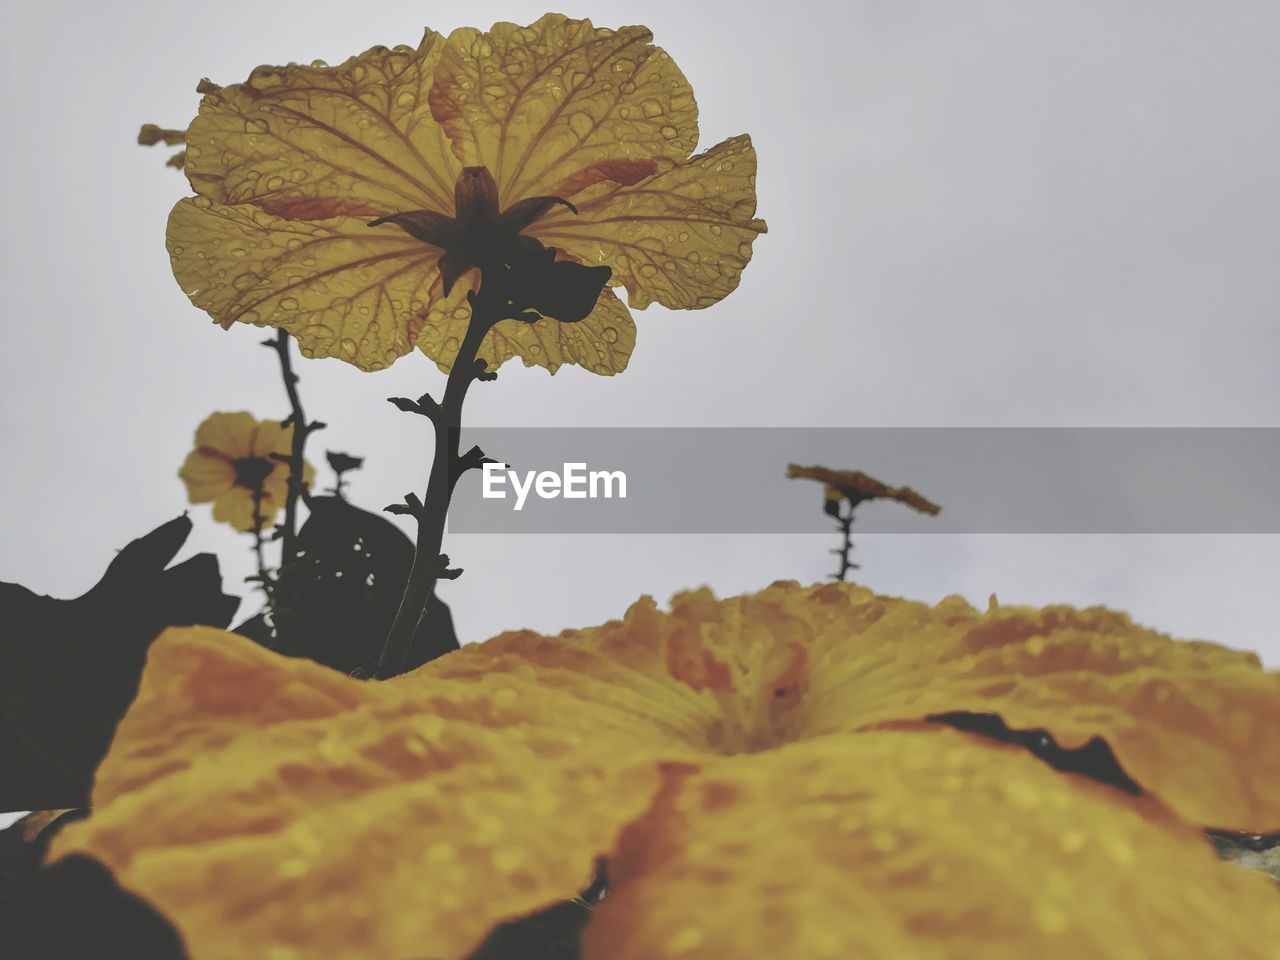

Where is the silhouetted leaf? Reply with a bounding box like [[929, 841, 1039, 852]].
[[250, 496, 458, 674], [0, 516, 239, 812]]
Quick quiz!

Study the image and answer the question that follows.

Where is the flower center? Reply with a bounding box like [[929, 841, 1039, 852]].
[[667, 639, 810, 756], [232, 456, 274, 491]]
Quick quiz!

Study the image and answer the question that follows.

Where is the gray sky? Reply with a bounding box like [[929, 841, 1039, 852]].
[[2, 0, 1278, 667]]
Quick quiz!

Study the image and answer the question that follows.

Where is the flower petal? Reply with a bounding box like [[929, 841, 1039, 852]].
[[185, 34, 459, 217], [585, 729, 1280, 960], [193, 411, 258, 459], [178, 449, 235, 503], [430, 14, 698, 205], [433, 582, 1280, 832], [211, 489, 263, 532], [793, 585, 1280, 831], [528, 135, 766, 309], [418, 274, 635, 375], [168, 197, 442, 370], [249, 418, 293, 459], [49, 627, 669, 960]]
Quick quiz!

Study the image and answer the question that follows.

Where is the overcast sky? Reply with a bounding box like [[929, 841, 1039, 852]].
[[2, 0, 1278, 668]]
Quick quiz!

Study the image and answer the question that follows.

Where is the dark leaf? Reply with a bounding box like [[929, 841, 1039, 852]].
[[249, 497, 459, 675], [0, 516, 239, 812], [2, 809, 187, 959], [325, 451, 364, 474]]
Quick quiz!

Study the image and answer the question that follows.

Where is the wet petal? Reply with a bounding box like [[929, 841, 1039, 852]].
[[185, 33, 459, 217], [586, 729, 1280, 960], [49, 628, 671, 960], [431, 583, 1280, 832], [418, 275, 635, 375], [430, 14, 697, 205], [529, 135, 766, 310], [169, 197, 442, 370], [793, 585, 1280, 831]]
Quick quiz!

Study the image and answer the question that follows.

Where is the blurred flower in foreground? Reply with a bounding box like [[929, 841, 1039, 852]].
[[179, 412, 314, 532], [51, 582, 1280, 959], [788, 463, 941, 518], [166, 13, 766, 374]]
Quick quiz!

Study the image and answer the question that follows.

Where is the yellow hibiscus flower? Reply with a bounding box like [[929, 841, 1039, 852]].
[[788, 463, 942, 517], [179, 411, 315, 532], [51, 582, 1280, 959], [167, 14, 766, 374]]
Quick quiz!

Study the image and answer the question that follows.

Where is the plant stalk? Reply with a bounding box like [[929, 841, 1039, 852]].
[[374, 290, 499, 679]]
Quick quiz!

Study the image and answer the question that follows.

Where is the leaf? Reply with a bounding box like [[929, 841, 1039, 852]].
[[2, 810, 185, 958], [0, 516, 238, 812], [429, 14, 698, 205], [252, 495, 457, 673], [167, 197, 440, 370], [529, 135, 767, 310], [184, 33, 459, 217]]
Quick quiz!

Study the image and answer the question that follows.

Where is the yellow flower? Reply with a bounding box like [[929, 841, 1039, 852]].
[[51, 582, 1280, 959], [179, 411, 314, 532], [167, 14, 766, 375], [788, 463, 942, 517]]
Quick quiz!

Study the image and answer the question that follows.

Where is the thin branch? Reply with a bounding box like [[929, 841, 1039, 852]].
[[832, 506, 858, 581], [265, 330, 325, 564]]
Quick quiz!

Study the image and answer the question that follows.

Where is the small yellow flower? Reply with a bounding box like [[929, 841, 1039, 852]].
[[51, 582, 1280, 959], [788, 463, 942, 517], [167, 14, 766, 375], [179, 412, 314, 532]]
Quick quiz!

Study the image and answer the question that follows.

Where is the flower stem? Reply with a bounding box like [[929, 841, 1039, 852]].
[[832, 506, 858, 581], [266, 330, 323, 564], [374, 289, 501, 679]]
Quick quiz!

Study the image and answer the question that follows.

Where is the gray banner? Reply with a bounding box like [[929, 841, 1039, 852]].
[[445, 428, 1280, 534]]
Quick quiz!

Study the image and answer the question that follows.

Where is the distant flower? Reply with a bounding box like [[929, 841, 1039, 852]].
[[788, 463, 941, 518], [166, 14, 766, 374], [53, 582, 1280, 960], [179, 412, 314, 532]]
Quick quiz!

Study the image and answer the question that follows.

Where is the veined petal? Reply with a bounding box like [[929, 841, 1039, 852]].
[[185, 32, 460, 217], [433, 582, 1280, 832], [418, 273, 635, 375], [585, 730, 1280, 960], [49, 627, 668, 960], [791, 585, 1280, 831], [528, 135, 767, 310], [430, 14, 698, 206], [168, 197, 442, 370]]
